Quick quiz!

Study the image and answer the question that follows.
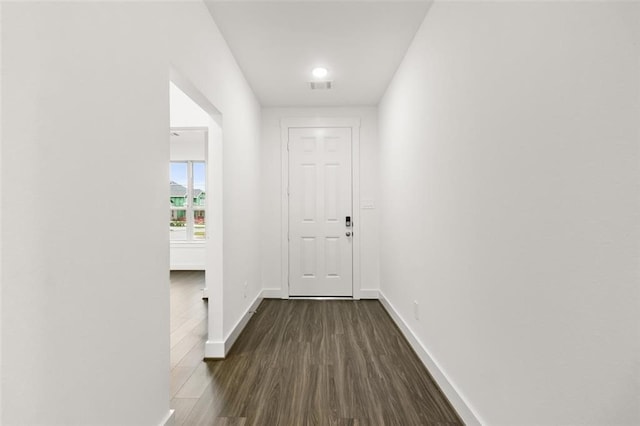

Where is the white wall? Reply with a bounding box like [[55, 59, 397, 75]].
[[2, 4, 169, 424], [379, 2, 640, 425], [170, 81, 210, 128], [0, 1, 4, 420], [2, 2, 261, 424], [261, 107, 380, 297], [170, 131, 206, 161]]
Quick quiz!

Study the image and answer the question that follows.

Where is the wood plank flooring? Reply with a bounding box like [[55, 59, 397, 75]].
[[170, 270, 208, 424], [170, 272, 463, 425]]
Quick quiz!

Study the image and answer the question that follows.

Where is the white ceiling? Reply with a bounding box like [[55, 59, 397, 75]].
[[204, 1, 432, 107]]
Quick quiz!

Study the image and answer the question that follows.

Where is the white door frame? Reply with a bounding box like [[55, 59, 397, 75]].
[[280, 117, 361, 299], [170, 68, 225, 358]]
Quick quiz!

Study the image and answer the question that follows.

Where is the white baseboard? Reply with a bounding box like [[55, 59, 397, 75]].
[[224, 293, 263, 353], [378, 291, 482, 426], [204, 293, 263, 359], [359, 289, 380, 299], [261, 288, 282, 298], [159, 409, 175, 426], [204, 339, 224, 358]]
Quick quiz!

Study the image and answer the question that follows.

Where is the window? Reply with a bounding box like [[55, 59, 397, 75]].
[[170, 161, 206, 241]]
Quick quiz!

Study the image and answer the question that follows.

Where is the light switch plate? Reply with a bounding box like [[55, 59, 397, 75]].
[[360, 200, 375, 209]]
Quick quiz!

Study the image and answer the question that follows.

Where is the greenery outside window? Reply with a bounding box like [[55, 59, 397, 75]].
[[170, 161, 206, 241]]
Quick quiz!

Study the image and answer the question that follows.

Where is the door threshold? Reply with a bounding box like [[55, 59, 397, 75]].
[[288, 296, 354, 300]]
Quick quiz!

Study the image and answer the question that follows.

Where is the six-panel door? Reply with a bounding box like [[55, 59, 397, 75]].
[[288, 127, 353, 297]]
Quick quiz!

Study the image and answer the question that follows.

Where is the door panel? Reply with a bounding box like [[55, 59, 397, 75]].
[[289, 127, 352, 297]]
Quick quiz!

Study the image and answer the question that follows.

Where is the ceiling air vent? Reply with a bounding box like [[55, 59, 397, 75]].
[[309, 81, 333, 90]]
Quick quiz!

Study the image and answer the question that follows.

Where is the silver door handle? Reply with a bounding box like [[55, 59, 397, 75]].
[[346, 231, 351, 237]]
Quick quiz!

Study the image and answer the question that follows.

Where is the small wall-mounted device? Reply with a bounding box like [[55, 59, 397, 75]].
[[346, 216, 351, 227]]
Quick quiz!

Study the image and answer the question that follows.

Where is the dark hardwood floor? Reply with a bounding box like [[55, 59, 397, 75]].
[[170, 272, 463, 425]]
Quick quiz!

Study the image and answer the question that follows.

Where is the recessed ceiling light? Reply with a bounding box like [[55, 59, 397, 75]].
[[312, 67, 328, 79]]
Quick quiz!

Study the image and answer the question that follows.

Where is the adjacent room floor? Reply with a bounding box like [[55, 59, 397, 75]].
[[169, 271, 462, 425], [170, 271, 208, 423]]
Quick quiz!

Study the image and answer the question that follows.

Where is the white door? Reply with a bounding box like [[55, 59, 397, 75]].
[[288, 127, 353, 297]]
